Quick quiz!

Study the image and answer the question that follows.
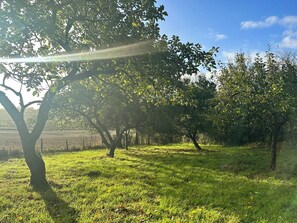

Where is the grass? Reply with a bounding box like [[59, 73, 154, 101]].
[[0, 143, 297, 222]]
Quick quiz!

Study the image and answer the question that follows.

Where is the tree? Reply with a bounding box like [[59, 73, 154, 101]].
[[138, 104, 179, 144], [132, 35, 218, 146], [176, 76, 216, 150], [215, 52, 297, 170], [0, 0, 167, 188], [53, 78, 144, 157]]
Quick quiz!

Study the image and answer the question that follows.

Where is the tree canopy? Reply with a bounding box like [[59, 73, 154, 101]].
[[0, 0, 167, 188], [214, 52, 297, 169], [52, 35, 218, 156]]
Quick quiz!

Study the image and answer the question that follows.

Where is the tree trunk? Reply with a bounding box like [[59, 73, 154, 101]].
[[107, 145, 116, 158], [116, 128, 124, 148], [0, 91, 50, 189], [125, 132, 129, 150], [191, 137, 203, 151], [168, 134, 174, 144], [116, 140, 123, 148], [135, 129, 139, 145], [270, 130, 279, 171], [22, 140, 48, 189], [147, 134, 151, 145]]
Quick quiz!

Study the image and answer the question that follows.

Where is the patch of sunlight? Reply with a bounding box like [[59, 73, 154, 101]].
[[188, 206, 240, 222]]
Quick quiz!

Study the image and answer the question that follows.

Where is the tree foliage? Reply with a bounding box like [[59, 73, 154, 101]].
[[53, 35, 218, 155], [214, 52, 297, 169], [53, 77, 144, 157], [176, 76, 216, 150]]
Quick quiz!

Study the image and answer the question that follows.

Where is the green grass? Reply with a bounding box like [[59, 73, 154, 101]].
[[0, 144, 297, 222]]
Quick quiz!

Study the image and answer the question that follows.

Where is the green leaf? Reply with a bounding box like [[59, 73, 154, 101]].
[[50, 85, 57, 93], [32, 90, 39, 97]]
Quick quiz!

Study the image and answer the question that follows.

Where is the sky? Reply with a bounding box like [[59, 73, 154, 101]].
[[156, 0, 297, 62]]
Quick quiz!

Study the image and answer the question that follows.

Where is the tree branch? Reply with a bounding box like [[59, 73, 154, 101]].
[[58, 65, 116, 90], [23, 100, 43, 110], [0, 91, 30, 137], [71, 107, 111, 148], [94, 115, 113, 143], [0, 83, 25, 108], [30, 91, 55, 142]]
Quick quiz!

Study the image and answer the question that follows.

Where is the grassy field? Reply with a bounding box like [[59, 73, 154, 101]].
[[0, 144, 297, 222], [0, 109, 102, 154], [0, 129, 101, 155]]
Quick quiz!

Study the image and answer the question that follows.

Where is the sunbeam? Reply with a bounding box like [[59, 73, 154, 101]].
[[0, 41, 157, 64]]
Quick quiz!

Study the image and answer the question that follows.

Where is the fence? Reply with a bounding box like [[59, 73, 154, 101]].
[[0, 129, 102, 156]]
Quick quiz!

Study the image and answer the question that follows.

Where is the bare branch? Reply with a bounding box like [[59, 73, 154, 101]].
[[23, 100, 43, 110]]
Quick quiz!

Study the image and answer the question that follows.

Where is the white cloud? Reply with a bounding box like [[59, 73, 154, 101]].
[[280, 16, 297, 27], [207, 29, 227, 41], [248, 51, 267, 61], [240, 15, 297, 49], [222, 50, 266, 62], [241, 16, 278, 29], [222, 51, 237, 61], [215, 34, 227, 40], [280, 30, 297, 49], [241, 15, 297, 29]]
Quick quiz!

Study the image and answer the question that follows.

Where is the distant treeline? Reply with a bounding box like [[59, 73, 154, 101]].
[[0, 108, 75, 130], [0, 109, 35, 128]]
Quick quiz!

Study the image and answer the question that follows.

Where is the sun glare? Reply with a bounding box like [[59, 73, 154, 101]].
[[0, 41, 157, 64]]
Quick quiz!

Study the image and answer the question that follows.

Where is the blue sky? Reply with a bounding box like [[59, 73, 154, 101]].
[[156, 0, 297, 62]]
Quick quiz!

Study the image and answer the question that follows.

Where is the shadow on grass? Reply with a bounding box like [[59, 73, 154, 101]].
[[124, 148, 296, 222], [37, 186, 78, 223], [128, 146, 270, 178]]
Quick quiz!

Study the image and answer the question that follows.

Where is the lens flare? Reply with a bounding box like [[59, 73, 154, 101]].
[[0, 41, 156, 63]]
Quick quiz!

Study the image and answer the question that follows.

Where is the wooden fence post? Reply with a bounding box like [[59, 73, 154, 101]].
[[66, 139, 69, 151], [83, 139, 85, 150], [40, 138, 43, 153]]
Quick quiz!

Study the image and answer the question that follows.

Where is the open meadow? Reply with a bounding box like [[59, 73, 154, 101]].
[[0, 129, 101, 155], [1, 144, 297, 223]]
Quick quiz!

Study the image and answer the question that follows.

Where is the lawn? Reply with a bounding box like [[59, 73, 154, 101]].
[[0, 144, 297, 222]]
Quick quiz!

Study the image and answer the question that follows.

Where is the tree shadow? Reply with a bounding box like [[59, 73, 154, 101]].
[[37, 185, 79, 223], [127, 146, 270, 179], [124, 149, 295, 222]]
